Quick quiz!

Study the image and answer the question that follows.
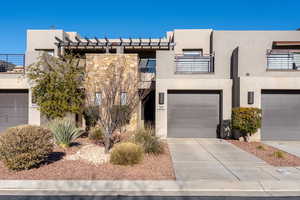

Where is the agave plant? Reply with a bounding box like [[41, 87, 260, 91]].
[[49, 118, 84, 148]]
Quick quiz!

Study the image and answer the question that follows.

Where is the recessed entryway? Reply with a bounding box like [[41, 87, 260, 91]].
[[167, 90, 221, 138], [0, 89, 28, 132], [261, 90, 300, 141]]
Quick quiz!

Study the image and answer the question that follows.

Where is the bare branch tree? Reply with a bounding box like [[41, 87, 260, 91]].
[[85, 55, 143, 153]]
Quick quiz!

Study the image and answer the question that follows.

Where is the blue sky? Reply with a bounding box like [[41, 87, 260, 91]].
[[0, 0, 299, 53]]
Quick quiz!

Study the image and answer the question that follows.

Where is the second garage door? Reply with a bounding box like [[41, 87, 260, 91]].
[[167, 90, 220, 138], [262, 90, 300, 140], [0, 90, 28, 132]]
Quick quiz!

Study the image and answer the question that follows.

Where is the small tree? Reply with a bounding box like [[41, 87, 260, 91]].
[[232, 107, 262, 142], [27, 53, 84, 120], [86, 56, 143, 153]]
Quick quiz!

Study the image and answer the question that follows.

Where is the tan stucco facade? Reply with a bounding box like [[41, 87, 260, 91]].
[[2, 28, 300, 140]]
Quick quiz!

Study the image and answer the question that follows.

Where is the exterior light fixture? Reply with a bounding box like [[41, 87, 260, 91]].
[[159, 93, 164, 105], [248, 91, 254, 105]]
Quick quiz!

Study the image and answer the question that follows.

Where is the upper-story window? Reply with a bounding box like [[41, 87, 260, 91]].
[[267, 50, 300, 70], [175, 49, 214, 73], [95, 92, 102, 106], [120, 92, 127, 105]]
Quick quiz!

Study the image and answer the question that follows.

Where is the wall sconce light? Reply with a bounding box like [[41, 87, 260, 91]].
[[248, 91, 254, 105], [159, 93, 164, 105]]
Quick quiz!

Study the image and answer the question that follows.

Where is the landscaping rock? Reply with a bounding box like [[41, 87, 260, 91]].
[[65, 144, 110, 165]]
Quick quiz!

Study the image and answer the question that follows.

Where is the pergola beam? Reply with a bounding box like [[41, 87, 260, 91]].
[[55, 36, 173, 49]]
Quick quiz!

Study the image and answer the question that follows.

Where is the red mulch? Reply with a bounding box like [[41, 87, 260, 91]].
[[0, 138, 175, 180], [228, 140, 300, 167]]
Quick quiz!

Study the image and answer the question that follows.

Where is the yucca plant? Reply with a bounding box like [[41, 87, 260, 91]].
[[49, 118, 84, 148]]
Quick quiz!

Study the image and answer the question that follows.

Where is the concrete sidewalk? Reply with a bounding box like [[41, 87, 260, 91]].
[[1, 180, 300, 196], [264, 141, 300, 158]]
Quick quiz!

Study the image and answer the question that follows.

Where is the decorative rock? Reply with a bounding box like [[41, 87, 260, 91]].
[[65, 144, 110, 165]]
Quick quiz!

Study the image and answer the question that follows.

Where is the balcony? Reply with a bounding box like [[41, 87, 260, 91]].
[[267, 50, 300, 71], [138, 58, 156, 89], [175, 54, 214, 74], [0, 54, 25, 73]]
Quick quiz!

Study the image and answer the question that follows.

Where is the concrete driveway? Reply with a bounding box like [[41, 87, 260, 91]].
[[168, 138, 300, 182], [263, 141, 300, 158]]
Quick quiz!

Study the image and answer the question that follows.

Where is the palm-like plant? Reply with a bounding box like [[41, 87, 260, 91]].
[[49, 118, 84, 148]]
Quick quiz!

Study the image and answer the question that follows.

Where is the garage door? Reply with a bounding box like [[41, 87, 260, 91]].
[[0, 90, 28, 132], [167, 90, 220, 138], [262, 90, 300, 140]]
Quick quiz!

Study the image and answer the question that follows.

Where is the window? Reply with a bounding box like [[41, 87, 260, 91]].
[[182, 49, 203, 56], [95, 92, 102, 106], [120, 92, 127, 105]]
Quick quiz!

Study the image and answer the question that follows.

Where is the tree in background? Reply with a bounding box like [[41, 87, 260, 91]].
[[27, 53, 84, 120]]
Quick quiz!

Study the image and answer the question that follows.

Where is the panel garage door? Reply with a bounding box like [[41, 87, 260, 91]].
[[167, 90, 220, 138], [262, 90, 300, 140], [0, 90, 28, 132]]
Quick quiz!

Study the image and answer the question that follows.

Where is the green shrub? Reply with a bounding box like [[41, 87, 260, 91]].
[[232, 107, 262, 140], [110, 142, 144, 165], [49, 118, 84, 148], [88, 127, 104, 142], [273, 151, 285, 159], [256, 145, 266, 151], [0, 125, 53, 171], [132, 128, 164, 154], [83, 106, 100, 130]]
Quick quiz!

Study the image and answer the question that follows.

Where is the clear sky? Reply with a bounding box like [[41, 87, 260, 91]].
[[0, 0, 299, 53]]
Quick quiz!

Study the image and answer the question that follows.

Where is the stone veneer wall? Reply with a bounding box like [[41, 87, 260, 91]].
[[85, 54, 139, 131]]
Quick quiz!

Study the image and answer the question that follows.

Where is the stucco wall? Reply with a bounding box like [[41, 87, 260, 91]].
[[155, 51, 232, 138], [173, 29, 212, 55], [156, 50, 227, 79], [213, 31, 300, 78]]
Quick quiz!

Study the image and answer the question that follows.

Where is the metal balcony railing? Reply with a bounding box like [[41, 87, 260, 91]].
[[267, 50, 300, 70], [0, 54, 25, 73], [139, 58, 156, 84], [175, 54, 214, 73], [139, 58, 156, 73]]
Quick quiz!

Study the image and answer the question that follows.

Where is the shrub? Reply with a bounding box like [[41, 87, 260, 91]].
[[49, 118, 84, 148], [132, 128, 164, 154], [27, 53, 84, 119], [83, 106, 100, 130], [232, 107, 262, 141], [273, 151, 285, 159], [111, 105, 131, 128], [88, 127, 104, 142], [0, 125, 53, 171], [110, 142, 144, 165], [256, 145, 266, 151]]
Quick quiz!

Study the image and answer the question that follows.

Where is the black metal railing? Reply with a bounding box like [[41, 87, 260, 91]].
[[0, 54, 25, 73], [267, 49, 300, 70], [138, 58, 156, 83], [139, 58, 156, 73], [175, 54, 214, 73]]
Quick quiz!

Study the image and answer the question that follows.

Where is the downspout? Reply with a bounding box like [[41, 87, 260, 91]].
[[231, 47, 240, 108]]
